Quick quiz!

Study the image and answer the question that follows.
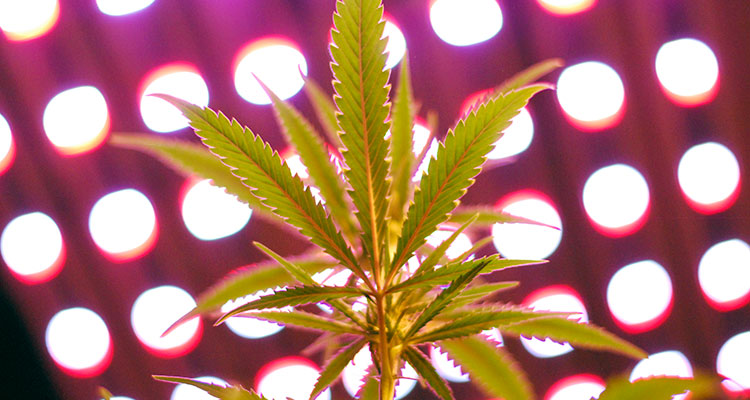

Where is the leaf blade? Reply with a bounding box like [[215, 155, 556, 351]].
[[310, 338, 367, 400], [598, 374, 721, 400], [246, 310, 362, 335], [153, 375, 267, 400], [388, 54, 417, 222], [441, 336, 533, 400], [402, 346, 453, 400]]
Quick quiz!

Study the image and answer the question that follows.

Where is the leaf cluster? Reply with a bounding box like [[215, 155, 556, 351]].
[[111, 1, 720, 399]]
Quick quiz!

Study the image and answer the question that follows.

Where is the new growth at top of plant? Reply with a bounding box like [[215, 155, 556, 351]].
[[111, 0, 721, 399]]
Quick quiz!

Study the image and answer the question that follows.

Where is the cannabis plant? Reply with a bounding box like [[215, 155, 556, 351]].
[[111, 0, 719, 399]]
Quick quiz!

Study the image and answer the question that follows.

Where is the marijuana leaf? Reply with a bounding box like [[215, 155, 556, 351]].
[[598, 374, 720, 400], [247, 310, 362, 335], [153, 375, 268, 400], [310, 338, 367, 400], [403, 346, 453, 400], [388, 55, 417, 222]]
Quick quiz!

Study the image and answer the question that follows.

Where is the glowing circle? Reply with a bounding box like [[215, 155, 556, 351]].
[[606, 260, 673, 333], [717, 332, 750, 393], [677, 142, 740, 214], [582, 164, 650, 237], [131, 285, 202, 358], [256, 357, 330, 400], [139, 63, 209, 133], [430, 0, 502, 47], [0, 0, 59, 41], [536, 0, 596, 15], [234, 38, 308, 105], [96, 0, 155, 16], [522, 286, 588, 358], [383, 17, 406, 70], [426, 227, 473, 260], [1, 212, 65, 284], [492, 191, 563, 260], [655, 38, 719, 106], [488, 107, 534, 161], [431, 346, 469, 383], [181, 179, 252, 241], [557, 61, 625, 131], [89, 189, 157, 262], [43, 86, 110, 156], [220, 289, 285, 339], [698, 239, 750, 311], [342, 345, 418, 399], [545, 374, 605, 400], [171, 376, 228, 400], [630, 350, 693, 399], [0, 113, 14, 174], [45, 307, 111, 377]]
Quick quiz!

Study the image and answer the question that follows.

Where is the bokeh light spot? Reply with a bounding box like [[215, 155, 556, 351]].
[[557, 61, 625, 131], [383, 17, 406, 70], [342, 345, 417, 399], [429, 0, 503, 46], [488, 107, 534, 162], [171, 376, 228, 400], [89, 188, 158, 262], [131, 285, 202, 358], [0, 113, 15, 174], [220, 289, 285, 339], [181, 179, 252, 241], [536, 0, 596, 16], [492, 190, 563, 260], [677, 142, 740, 214], [45, 307, 112, 377], [234, 38, 308, 105], [256, 357, 331, 400], [426, 226, 473, 260], [545, 374, 605, 400], [43, 86, 110, 156], [522, 286, 588, 358], [607, 260, 673, 333], [139, 63, 209, 133], [630, 350, 692, 400], [1, 212, 65, 284], [431, 345, 469, 383], [655, 38, 719, 106], [96, 0, 155, 16], [0, 0, 59, 41], [717, 331, 750, 394], [698, 239, 750, 311], [582, 164, 650, 237]]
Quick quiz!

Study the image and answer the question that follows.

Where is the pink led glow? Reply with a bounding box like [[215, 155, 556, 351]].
[[522, 285, 588, 358], [655, 38, 719, 107], [536, 0, 596, 16], [698, 239, 750, 311], [256, 357, 330, 400], [43, 86, 110, 156], [606, 260, 673, 333], [492, 190, 563, 260], [131, 285, 202, 358], [139, 63, 210, 133], [233, 37, 308, 105], [556, 61, 625, 131], [0, 113, 15, 175], [429, 0, 503, 47], [45, 307, 112, 378], [582, 164, 650, 237], [0, 0, 59, 42], [717, 332, 750, 396], [677, 142, 740, 214], [1, 212, 65, 284], [545, 374, 606, 400], [88, 189, 158, 262]]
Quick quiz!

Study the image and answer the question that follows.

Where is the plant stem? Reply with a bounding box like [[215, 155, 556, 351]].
[[376, 293, 396, 400]]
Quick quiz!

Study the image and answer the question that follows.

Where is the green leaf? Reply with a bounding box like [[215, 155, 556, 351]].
[[452, 236, 493, 262], [253, 242, 317, 286], [447, 281, 520, 309], [388, 54, 417, 222], [242, 310, 362, 335], [413, 215, 478, 277], [358, 374, 379, 400], [259, 80, 358, 239], [404, 260, 489, 339], [154, 95, 367, 282], [310, 338, 367, 400], [449, 206, 560, 229], [497, 58, 564, 92], [388, 85, 550, 279], [402, 346, 453, 400], [410, 305, 563, 344], [163, 255, 332, 336], [109, 133, 276, 223], [598, 374, 721, 400], [153, 375, 267, 400], [303, 77, 344, 150], [502, 316, 648, 359], [389, 256, 546, 294], [441, 336, 533, 400], [330, 0, 392, 275], [217, 285, 364, 323]]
